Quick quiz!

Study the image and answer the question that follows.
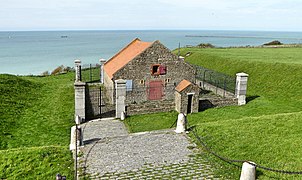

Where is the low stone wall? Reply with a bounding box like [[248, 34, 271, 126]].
[[126, 100, 175, 116], [199, 95, 237, 111]]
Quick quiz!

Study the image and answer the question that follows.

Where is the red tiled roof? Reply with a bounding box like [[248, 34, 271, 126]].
[[104, 38, 153, 79], [175, 79, 192, 92]]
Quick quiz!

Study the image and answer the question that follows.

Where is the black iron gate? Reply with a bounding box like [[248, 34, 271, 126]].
[[86, 86, 115, 120]]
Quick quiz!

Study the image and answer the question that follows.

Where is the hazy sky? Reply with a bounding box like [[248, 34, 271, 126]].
[[1, 0, 301, 31]]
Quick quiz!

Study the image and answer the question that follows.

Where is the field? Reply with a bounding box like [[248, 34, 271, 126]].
[[126, 47, 302, 179], [182, 47, 302, 179], [0, 73, 75, 179]]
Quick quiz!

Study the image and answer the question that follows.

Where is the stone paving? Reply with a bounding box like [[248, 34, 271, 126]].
[[78, 119, 221, 179]]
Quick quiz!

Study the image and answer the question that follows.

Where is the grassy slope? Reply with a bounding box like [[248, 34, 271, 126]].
[[185, 48, 302, 123], [0, 73, 75, 179], [181, 47, 302, 179], [124, 47, 302, 179]]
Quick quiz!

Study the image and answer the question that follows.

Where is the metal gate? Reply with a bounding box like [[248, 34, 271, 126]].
[[86, 86, 115, 120]]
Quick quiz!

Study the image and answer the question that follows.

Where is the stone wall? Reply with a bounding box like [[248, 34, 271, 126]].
[[126, 100, 175, 115], [113, 41, 196, 104], [125, 85, 175, 104], [199, 95, 237, 111]]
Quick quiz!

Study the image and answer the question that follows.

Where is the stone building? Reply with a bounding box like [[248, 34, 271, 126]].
[[175, 80, 200, 114], [75, 38, 246, 119], [103, 38, 199, 115]]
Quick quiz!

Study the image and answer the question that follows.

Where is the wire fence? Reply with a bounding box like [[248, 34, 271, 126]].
[[81, 64, 101, 83], [182, 119, 302, 175], [191, 64, 236, 93]]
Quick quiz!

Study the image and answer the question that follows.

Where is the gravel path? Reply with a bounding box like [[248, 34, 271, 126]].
[[79, 119, 220, 179]]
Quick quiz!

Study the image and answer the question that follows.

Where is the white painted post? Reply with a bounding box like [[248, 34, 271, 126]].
[[115, 79, 127, 119], [75, 115, 81, 124], [99, 58, 106, 84], [74, 115, 83, 146], [235, 72, 249, 105], [240, 162, 256, 180], [69, 126, 76, 151], [69, 124, 84, 150], [175, 113, 187, 133], [74, 82, 86, 121], [121, 111, 126, 120], [178, 56, 185, 61], [77, 126, 83, 147], [74, 60, 82, 82]]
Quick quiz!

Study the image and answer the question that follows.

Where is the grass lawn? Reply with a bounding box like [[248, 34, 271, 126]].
[[125, 47, 302, 179], [124, 111, 178, 133], [0, 73, 75, 179]]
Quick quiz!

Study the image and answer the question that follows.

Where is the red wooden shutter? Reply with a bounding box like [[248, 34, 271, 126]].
[[159, 65, 166, 75]]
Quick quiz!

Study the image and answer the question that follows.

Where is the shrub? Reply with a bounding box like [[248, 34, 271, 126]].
[[41, 71, 50, 76], [51, 65, 64, 75], [263, 40, 283, 46], [197, 43, 215, 48]]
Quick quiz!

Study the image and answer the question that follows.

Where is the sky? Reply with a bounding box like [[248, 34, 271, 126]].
[[1, 0, 302, 31]]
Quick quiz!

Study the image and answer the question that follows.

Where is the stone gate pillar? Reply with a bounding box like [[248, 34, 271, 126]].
[[99, 58, 106, 84], [74, 82, 86, 121], [235, 72, 249, 105], [115, 79, 126, 119], [74, 60, 82, 82]]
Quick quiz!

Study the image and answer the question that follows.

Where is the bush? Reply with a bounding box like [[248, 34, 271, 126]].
[[41, 71, 50, 76], [51, 65, 64, 75], [51, 65, 73, 75], [197, 43, 215, 48], [263, 40, 283, 46], [63, 66, 72, 72]]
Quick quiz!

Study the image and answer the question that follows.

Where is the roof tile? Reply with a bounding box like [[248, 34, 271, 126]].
[[175, 79, 192, 92], [104, 38, 152, 79]]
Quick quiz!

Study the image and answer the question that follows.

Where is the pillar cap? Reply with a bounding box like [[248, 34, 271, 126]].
[[115, 79, 127, 84], [236, 72, 249, 77], [74, 82, 86, 86], [75, 59, 81, 64], [99, 58, 106, 63]]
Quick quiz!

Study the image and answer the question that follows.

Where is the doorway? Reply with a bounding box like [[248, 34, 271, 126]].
[[148, 80, 163, 100], [187, 94, 193, 114]]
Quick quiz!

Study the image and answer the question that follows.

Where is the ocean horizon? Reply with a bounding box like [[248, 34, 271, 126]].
[[1, 30, 302, 75]]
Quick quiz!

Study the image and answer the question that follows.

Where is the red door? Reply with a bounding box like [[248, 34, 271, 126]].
[[148, 81, 163, 100]]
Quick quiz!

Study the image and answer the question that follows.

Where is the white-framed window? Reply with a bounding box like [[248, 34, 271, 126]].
[[139, 79, 145, 85]]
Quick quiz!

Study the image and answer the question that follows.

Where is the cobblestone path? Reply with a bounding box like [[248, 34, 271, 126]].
[[79, 119, 220, 179]]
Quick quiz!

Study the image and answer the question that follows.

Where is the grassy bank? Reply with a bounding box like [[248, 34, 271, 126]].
[[183, 47, 302, 179], [0, 73, 75, 179], [125, 47, 302, 179], [0, 146, 73, 179]]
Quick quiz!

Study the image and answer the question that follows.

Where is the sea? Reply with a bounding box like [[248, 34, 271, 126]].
[[1, 30, 302, 75]]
